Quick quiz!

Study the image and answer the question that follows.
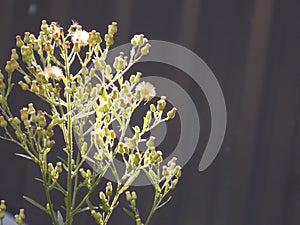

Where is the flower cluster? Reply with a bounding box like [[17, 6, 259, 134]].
[[0, 20, 181, 225]]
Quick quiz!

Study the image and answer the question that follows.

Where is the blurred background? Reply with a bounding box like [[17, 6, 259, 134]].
[[0, 0, 299, 225]]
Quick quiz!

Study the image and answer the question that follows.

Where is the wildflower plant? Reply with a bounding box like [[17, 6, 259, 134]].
[[0, 20, 181, 225]]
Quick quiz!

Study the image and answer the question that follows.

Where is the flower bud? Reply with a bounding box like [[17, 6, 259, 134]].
[[15, 214, 23, 225], [105, 182, 113, 197], [141, 43, 151, 55], [11, 49, 19, 60], [108, 22, 117, 35], [105, 33, 114, 46], [91, 210, 103, 225], [146, 136, 155, 148], [0, 200, 6, 211], [55, 162, 62, 173], [18, 81, 29, 91], [16, 35, 24, 47], [167, 107, 177, 119], [19, 209, 25, 220], [0, 116, 7, 128], [125, 191, 132, 201], [24, 32, 30, 44]]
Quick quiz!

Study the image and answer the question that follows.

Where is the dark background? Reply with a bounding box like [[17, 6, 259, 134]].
[[0, 0, 300, 225]]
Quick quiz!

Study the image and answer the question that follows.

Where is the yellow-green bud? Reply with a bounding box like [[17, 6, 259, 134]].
[[79, 168, 87, 179], [0, 116, 7, 128], [141, 43, 151, 55], [167, 107, 177, 119], [18, 81, 29, 91], [11, 49, 19, 60], [105, 33, 114, 46], [55, 162, 62, 173], [125, 191, 132, 201], [15, 214, 23, 225], [16, 35, 24, 47], [91, 210, 103, 224], [135, 72, 142, 83], [19, 209, 25, 220], [131, 191, 137, 200], [105, 182, 113, 197], [0, 200, 6, 211], [108, 22, 117, 35], [146, 136, 155, 148], [24, 32, 30, 44], [99, 191, 106, 201]]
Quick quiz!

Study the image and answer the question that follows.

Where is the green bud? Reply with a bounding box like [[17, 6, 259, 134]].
[[125, 191, 132, 201], [20, 108, 28, 121], [146, 136, 155, 148], [80, 168, 87, 179], [105, 182, 113, 197], [167, 107, 177, 119], [131, 191, 137, 200], [55, 162, 62, 173], [99, 191, 106, 201], [16, 35, 24, 47], [11, 49, 19, 60], [18, 81, 29, 91], [0, 116, 7, 128], [150, 104, 156, 112], [157, 99, 166, 111], [141, 43, 151, 55], [0, 200, 6, 211], [15, 214, 23, 225], [19, 209, 25, 220], [105, 33, 114, 46], [108, 22, 117, 35], [91, 210, 103, 225]]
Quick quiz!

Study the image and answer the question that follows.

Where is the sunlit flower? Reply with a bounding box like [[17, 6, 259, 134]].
[[44, 65, 63, 81], [71, 29, 89, 47], [135, 81, 156, 101]]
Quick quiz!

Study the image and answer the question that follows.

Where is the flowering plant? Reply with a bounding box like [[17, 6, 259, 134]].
[[0, 20, 181, 225]]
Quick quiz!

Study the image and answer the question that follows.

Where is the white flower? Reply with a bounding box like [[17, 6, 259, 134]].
[[44, 65, 63, 81], [135, 81, 156, 101], [71, 29, 89, 47]]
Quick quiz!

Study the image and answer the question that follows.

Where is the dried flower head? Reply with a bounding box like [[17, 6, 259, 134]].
[[135, 81, 156, 101], [44, 65, 63, 81], [71, 29, 89, 47]]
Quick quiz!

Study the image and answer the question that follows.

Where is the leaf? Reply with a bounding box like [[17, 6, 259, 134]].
[[34, 177, 45, 184], [57, 210, 64, 225], [15, 153, 33, 161], [86, 198, 95, 211], [156, 196, 172, 210], [23, 196, 48, 214], [123, 208, 135, 221]]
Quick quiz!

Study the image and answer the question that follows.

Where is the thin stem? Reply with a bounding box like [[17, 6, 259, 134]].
[[65, 44, 74, 225]]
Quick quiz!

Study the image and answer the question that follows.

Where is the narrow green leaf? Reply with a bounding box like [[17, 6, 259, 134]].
[[15, 153, 33, 161], [156, 196, 172, 210], [23, 196, 48, 214], [123, 207, 135, 221]]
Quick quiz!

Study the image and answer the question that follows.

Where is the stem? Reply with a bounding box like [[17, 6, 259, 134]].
[[65, 46, 74, 225], [42, 168, 58, 225], [145, 189, 160, 225]]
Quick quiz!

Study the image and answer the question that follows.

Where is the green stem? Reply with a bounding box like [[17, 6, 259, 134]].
[[145, 190, 160, 225], [42, 169, 58, 225], [65, 49, 73, 225]]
